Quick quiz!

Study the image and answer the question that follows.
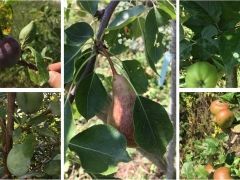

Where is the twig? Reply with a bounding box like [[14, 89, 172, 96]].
[[18, 59, 38, 71], [98, 43, 117, 75], [67, 0, 120, 104]]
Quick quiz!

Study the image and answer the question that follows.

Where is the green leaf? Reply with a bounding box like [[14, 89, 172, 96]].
[[122, 60, 148, 94], [77, 0, 99, 16], [19, 20, 36, 46], [27, 46, 49, 85], [69, 124, 131, 174], [108, 5, 145, 30], [65, 22, 94, 46], [201, 25, 218, 39], [0, 107, 6, 119], [133, 96, 173, 156], [28, 114, 47, 126], [158, 0, 176, 19], [44, 159, 61, 176], [49, 100, 61, 116], [7, 135, 36, 176], [64, 44, 81, 83], [35, 127, 56, 138], [74, 48, 93, 82], [64, 100, 76, 159], [220, 93, 238, 104], [219, 32, 240, 72], [144, 8, 165, 73], [181, 162, 195, 179], [75, 73, 108, 120]]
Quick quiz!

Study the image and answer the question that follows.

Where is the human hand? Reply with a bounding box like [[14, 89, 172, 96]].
[[48, 62, 61, 88]]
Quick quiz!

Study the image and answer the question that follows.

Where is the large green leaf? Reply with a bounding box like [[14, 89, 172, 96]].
[[74, 48, 93, 82], [64, 100, 76, 159], [65, 22, 93, 46], [7, 135, 36, 177], [64, 44, 81, 83], [108, 5, 145, 30], [44, 159, 60, 176], [144, 8, 166, 73], [122, 60, 148, 94], [219, 32, 240, 72], [75, 73, 108, 120], [69, 124, 131, 174], [133, 96, 173, 157], [77, 0, 99, 16], [158, 0, 175, 19]]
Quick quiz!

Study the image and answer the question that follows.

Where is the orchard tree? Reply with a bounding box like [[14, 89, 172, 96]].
[[65, 0, 176, 179], [0, 1, 60, 87], [0, 92, 61, 179], [180, 1, 240, 88]]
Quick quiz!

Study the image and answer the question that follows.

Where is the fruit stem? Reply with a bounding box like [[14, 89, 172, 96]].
[[101, 47, 117, 75]]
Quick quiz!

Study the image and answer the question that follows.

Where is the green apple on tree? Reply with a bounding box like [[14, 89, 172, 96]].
[[185, 62, 218, 88]]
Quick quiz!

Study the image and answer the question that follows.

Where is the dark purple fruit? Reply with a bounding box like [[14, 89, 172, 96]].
[[0, 37, 21, 69]]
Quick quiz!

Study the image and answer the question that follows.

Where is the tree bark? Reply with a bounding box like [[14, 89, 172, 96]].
[[167, 19, 176, 179], [226, 65, 238, 88], [1, 92, 16, 178]]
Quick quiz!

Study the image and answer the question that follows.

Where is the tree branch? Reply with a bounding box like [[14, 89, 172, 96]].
[[167, 19, 176, 179], [1, 93, 16, 178], [18, 59, 38, 71], [68, 0, 120, 104], [226, 65, 238, 87]]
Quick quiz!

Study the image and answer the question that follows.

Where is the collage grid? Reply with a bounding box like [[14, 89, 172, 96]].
[[0, 0, 239, 179]]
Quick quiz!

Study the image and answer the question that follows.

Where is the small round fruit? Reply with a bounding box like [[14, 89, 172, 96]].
[[215, 109, 234, 129], [205, 163, 215, 174], [0, 37, 21, 69], [16, 92, 43, 114], [210, 100, 229, 115], [185, 62, 218, 88], [213, 167, 232, 180]]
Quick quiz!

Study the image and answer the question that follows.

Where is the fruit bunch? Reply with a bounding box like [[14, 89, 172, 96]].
[[210, 100, 235, 129]]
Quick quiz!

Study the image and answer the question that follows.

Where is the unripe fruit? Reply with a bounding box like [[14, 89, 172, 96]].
[[210, 100, 229, 115], [16, 92, 43, 114], [213, 167, 232, 180], [205, 163, 215, 174], [0, 37, 21, 69], [215, 109, 234, 129], [185, 62, 218, 88], [108, 74, 136, 147]]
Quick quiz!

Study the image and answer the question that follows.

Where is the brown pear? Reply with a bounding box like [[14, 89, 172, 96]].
[[108, 74, 136, 147]]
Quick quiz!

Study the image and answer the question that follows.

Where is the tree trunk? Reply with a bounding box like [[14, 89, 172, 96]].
[[226, 66, 238, 88]]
